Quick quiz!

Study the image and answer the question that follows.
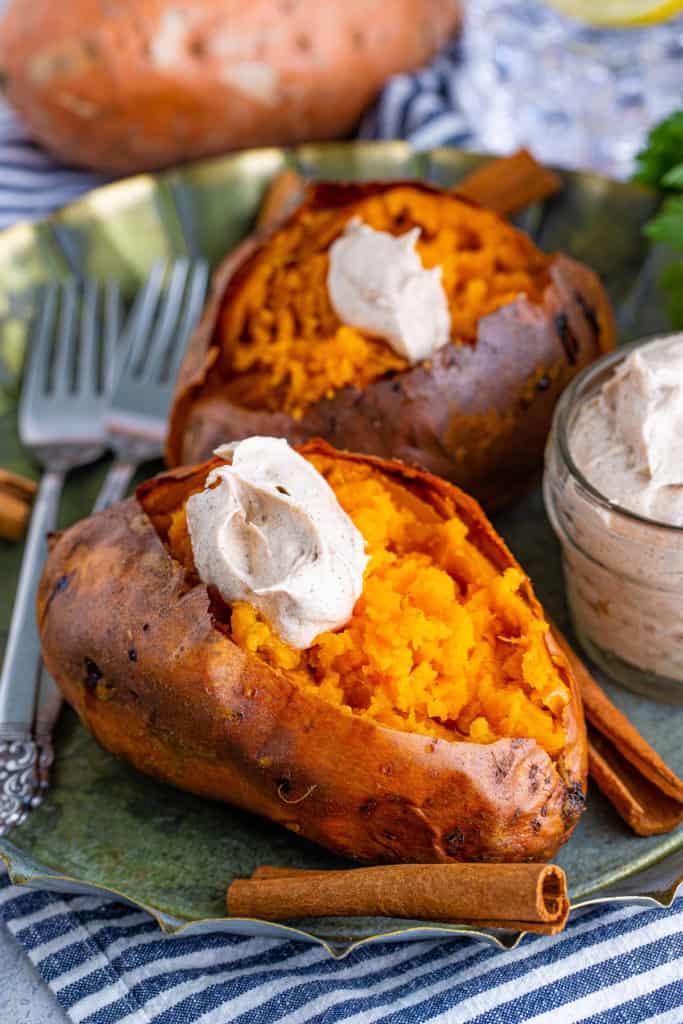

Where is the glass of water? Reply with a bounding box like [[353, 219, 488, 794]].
[[456, 0, 683, 177]]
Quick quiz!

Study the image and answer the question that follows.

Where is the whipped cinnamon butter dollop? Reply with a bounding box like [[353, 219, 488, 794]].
[[570, 333, 683, 525], [327, 217, 451, 364], [185, 437, 368, 649]]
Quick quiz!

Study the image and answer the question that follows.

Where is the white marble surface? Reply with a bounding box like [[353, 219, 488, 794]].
[[0, 922, 68, 1023]]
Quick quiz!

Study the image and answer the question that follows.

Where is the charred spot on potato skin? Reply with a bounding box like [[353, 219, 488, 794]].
[[276, 777, 291, 796], [445, 828, 466, 849], [562, 781, 586, 820], [536, 375, 551, 392], [531, 817, 542, 834], [528, 762, 540, 793], [43, 572, 73, 618], [142, 623, 150, 632], [555, 312, 580, 365], [493, 751, 514, 783], [83, 658, 102, 692], [84, 658, 115, 701], [128, 648, 138, 662], [360, 798, 377, 818], [382, 830, 398, 842], [575, 291, 601, 339]]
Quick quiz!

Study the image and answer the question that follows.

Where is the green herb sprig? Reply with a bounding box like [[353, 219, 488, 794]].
[[634, 111, 683, 328]]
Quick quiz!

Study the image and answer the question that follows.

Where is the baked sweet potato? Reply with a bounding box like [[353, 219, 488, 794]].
[[38, 440, 587, 864], [0, 0, 461, 173], [167, 182, 616, 510]]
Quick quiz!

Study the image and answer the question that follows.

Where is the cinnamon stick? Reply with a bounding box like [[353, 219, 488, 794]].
[[553, 627, 683, 836], [0, 468, 36, 541], [227, 863, 569, 934], [454, 148, 562, 216]]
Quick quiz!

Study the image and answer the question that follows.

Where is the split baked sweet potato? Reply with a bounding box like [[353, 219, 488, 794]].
[[38, 441, 587, 864], [167, 181, 616, 509]]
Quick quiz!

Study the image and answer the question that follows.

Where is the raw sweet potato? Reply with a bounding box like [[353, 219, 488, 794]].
[[0, 0, 461, 172]]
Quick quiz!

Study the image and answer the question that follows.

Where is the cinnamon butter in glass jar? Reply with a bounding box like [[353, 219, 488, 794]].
[[543, 334, 683, 702]]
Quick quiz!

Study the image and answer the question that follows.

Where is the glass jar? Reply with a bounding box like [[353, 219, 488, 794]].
[[543, 341, 683, 703]]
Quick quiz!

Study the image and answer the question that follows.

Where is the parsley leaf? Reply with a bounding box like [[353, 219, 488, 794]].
[[643, 195, 683, 251], [634, 111, 683, 189], [634, 111, 683, 328]]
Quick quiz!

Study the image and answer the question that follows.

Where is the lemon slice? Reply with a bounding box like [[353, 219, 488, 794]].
[[545, 0, 683, 25]]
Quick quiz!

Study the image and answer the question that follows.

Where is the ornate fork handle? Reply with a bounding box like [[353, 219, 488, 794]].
[[0, 727, 41, 836], [0, 470, 64, 834], [1, 460, 139, 833]]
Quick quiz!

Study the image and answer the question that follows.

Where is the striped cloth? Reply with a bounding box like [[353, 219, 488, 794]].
[[1, 28, 683, 1024], [0, 104, 106, 230], [2, 877, 683, 1024]]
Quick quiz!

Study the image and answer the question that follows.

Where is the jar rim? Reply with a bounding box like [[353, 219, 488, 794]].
[[553, 334, 683, 537]]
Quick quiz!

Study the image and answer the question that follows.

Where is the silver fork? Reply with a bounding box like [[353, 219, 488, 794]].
[[22, 260, 208, 808], [93, 258, 208, 513], [0, 279, 121, 834]]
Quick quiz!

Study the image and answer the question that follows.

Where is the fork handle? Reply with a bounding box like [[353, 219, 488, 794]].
[[92, 460, 137, 514], [0, 470, 64, 730]]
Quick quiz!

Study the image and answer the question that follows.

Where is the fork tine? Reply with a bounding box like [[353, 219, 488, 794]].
[[78, 278, 99, 397], [20, 283, 58, 409], [116, 260, 166, 380], [140, 258, 190, 384], [103, 278, 122, 394], [166, 260, 209, 383], [52, 279, 78, 397]]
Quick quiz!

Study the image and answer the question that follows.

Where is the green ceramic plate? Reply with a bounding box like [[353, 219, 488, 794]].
[[0, 142, 682, 957]]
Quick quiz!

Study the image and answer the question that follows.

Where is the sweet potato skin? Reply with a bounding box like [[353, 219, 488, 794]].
[[38, 442, 587, 865], [0, 1, 461, 173], [166, 182, 615, 510]]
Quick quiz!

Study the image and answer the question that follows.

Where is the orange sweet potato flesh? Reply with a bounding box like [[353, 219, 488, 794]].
[[167, 182, 615, 510], [37, 442, 587, 864], [0, 1, 461, 173]]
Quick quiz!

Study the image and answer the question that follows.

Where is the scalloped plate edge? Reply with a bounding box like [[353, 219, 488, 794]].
[[2, 842, 681, 958]]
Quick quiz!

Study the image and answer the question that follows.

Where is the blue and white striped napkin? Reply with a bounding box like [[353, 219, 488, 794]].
[[1, 30, 683, 1024], [2, 878, 682, 1024]]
